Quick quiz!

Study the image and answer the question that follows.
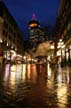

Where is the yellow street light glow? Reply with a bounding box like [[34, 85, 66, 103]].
[[0, 39, 3, 43], [50, 45, 54, 49], [59, 39, 62, 42]]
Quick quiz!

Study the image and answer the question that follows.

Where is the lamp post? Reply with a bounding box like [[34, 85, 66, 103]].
[[0, 39, 3, 64], [50, 44, 55, 59], [23, 53, 28, 80], [57, 39, 65, 66]]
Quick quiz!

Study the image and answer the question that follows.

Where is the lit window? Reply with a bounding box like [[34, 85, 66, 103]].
[[29, 23, 38, 27]]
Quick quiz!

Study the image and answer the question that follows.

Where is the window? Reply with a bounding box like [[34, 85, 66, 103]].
[[9, 35, 11, 40], [64, 29, 67, 36], [4, 21, 8, 29], [3, 30, 5, 35], [66, 2, 69, 10], [67, 22, 71, 31]]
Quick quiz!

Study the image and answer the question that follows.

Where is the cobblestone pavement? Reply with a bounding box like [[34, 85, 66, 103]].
[[0, 63, 71, 108]]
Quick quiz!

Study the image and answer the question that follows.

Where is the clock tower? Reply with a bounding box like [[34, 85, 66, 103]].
[[28, 14, 45, 51]]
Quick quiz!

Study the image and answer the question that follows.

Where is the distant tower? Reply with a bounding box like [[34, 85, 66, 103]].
[[29, 13, 39, 28], [28, 13, 45, 51]]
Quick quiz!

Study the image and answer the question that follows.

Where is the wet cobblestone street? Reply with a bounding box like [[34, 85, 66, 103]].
[[0, 63, 71, 108]]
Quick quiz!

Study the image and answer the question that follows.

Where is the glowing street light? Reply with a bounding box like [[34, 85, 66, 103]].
[[57, 39, 65, 64]]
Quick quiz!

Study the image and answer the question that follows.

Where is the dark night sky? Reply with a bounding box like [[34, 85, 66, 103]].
[[3, 0, 60, 40]]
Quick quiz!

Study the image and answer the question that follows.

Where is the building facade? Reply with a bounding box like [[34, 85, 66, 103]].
[[55, 0, 71, 66], [0, 1, 24, 62], [28, 17, 45, 53]]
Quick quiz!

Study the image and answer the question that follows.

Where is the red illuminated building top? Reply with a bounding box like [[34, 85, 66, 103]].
[[32, 13, 36, 20], [29, 13, 40, 28]]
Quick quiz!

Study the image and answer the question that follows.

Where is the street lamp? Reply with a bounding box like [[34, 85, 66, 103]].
[[0, 39, 3, 43], [50, 43, 55, 61], [57, 39, 65, 66]]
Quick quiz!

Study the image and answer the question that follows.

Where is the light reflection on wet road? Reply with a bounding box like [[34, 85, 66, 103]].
[[0, 63, 71, 108]]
